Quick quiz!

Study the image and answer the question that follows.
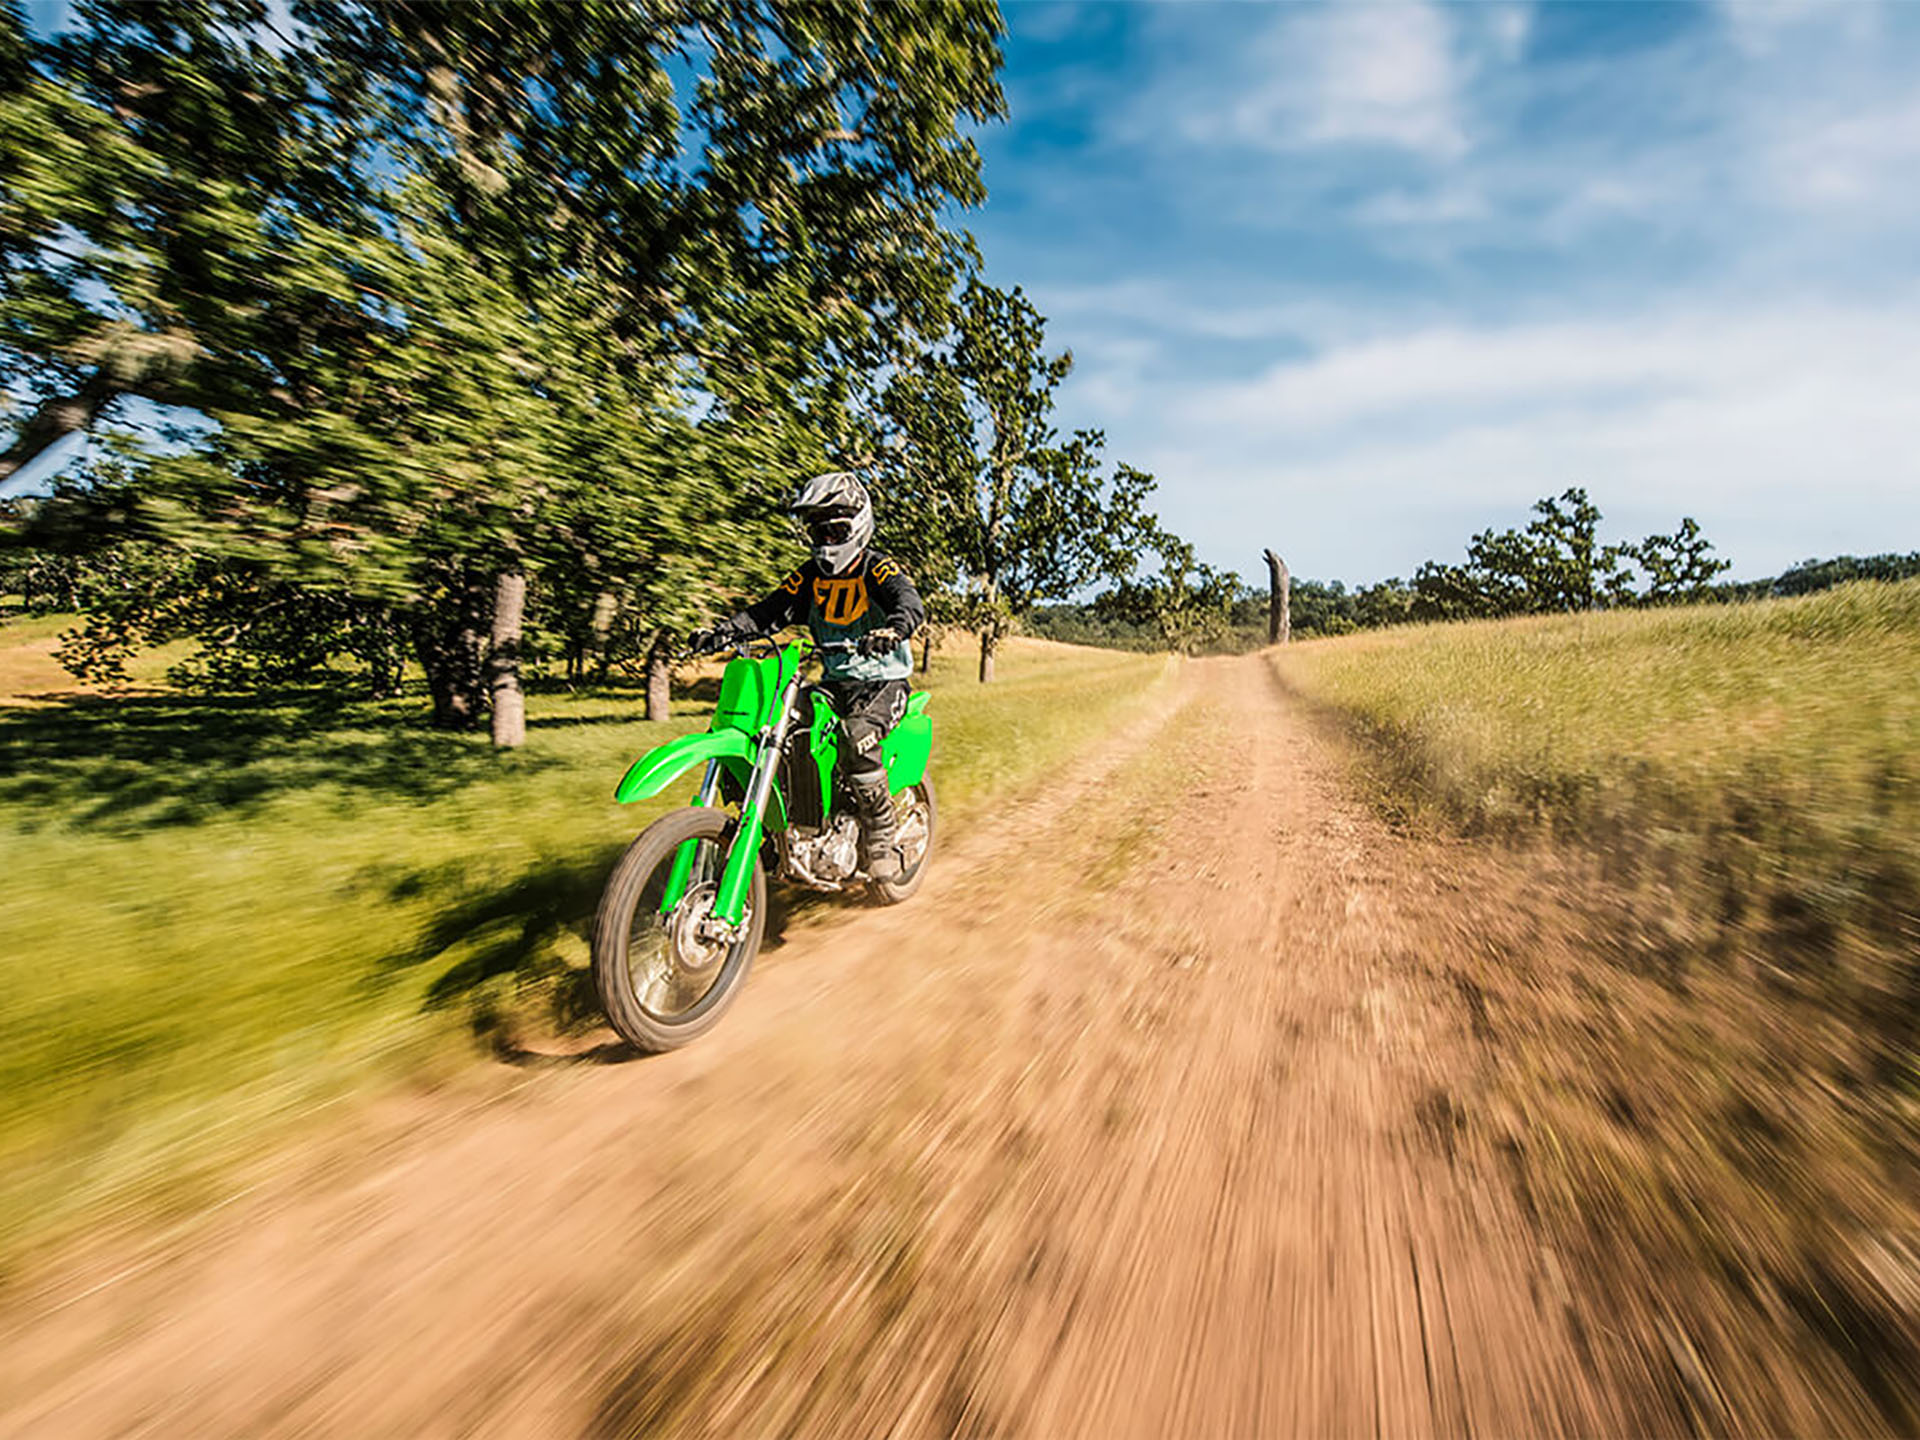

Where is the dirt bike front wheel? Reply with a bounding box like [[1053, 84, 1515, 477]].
[[592, 805, 767, 1052]]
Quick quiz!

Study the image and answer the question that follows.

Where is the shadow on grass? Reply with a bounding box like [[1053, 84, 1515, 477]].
[[388, 841, 853, 1063], [0, 689, 555, 831], [525, 712, 649, 730]]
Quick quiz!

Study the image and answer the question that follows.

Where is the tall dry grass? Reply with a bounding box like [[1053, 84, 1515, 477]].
[[1272, 581, 1920, 1433], [1272, 581, 1919, 1062]]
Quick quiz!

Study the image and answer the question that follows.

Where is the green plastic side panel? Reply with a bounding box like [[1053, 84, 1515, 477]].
[[880, 710, 932, 793], [614, 729, 753, 803]]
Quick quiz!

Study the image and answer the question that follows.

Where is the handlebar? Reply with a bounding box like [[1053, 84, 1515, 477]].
[[682, 632, 862, 661]]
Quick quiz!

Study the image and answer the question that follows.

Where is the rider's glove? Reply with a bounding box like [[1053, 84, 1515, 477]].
[[686, 627, 725, 655], [859, 627, 903, 658]]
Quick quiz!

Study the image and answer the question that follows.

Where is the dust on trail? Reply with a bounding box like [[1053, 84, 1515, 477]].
[[0, 654, 1618, 1437]]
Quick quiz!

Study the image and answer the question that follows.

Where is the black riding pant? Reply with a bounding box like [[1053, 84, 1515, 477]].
[[817, 678, 909, 787]]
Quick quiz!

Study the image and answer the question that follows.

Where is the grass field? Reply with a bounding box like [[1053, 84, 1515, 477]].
[[0, 617, 1172, 1271], [1269, 579, 1920, 1109], [1271, 580, 1918, 997], [1272, 581, 1920, 1429]]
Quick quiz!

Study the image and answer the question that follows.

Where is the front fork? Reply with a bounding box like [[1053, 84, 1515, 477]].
[[713, 702, 793, 925], [660, 687, 797, 927], [659, 759, 721, 914]]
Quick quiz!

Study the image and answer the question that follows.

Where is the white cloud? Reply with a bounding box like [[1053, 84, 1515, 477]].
[[1485, 3, 1533, 63], [1760, 95, 1920, 209], [1063, 301, 1920, 581], [1179, 308, 1912, 433], [1351, 182, 1490, 229], [1717, 0, 1880, 57], [1190, 0, 1472, 159], [1030, 278, 1377, 347]]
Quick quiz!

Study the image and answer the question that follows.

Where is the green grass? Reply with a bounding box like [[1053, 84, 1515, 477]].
[[1271, 581, 1918, 841], [0, 620, 1171, 1271]]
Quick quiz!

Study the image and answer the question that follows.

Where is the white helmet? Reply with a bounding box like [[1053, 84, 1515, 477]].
[[789, 471, 873, 576]]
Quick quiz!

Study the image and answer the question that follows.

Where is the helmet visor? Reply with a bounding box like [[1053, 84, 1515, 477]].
[[806, 515, 858, 549]]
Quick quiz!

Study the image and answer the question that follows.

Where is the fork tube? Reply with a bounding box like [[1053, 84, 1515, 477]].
[[713, 683, 797, 924], [657, 760, 722, 915]]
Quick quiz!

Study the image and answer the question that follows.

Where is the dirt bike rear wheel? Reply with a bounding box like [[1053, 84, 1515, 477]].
[[867, 777, 936, 906], [592, 806, 766, 1052]]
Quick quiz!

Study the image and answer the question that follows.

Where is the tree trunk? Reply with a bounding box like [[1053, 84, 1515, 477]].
[[645, 630, 672, 721], [1263, 549, 1291, 645], [589, 590, 618, 684], [487, 568, 527, 748], [413, 568, 489, 730], [978, 625, 997, 684], [0, 373, 115, 486], [919, 625, 937, 674], [420, 644, 479, 730]]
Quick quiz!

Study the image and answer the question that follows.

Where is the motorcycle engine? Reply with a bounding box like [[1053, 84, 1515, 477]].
[[784, 813, 862, 887]]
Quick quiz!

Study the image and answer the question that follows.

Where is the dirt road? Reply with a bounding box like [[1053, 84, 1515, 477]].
[[0, 654, 1623, 1437]]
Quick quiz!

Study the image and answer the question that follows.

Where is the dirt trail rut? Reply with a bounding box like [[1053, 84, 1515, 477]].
[[0, 654, 1615, 1437]]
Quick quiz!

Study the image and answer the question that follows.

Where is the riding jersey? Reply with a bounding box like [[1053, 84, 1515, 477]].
[[732, 551, 925, 683]]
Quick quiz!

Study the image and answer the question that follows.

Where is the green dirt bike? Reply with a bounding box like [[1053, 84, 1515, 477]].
[[591, 634, 936, 1052]]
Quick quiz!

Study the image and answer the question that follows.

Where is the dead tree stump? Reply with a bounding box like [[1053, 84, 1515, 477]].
[[1263, 549, 1291, 645]]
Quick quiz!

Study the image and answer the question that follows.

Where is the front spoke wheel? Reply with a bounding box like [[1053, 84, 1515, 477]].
[[593, 807, 766, 1051]]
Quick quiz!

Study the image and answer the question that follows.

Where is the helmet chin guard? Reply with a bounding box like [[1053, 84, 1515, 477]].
[[789, 471, 874, 575]]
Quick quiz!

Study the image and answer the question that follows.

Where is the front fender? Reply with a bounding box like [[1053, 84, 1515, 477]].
[[614, 729, 755, 803]]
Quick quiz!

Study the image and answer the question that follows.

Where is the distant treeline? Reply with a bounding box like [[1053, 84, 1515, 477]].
[[1031, 495, 1920, 654], [1714, 552, 1920, 600]]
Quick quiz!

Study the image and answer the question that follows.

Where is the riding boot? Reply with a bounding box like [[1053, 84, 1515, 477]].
[[850, 773, 903, 881]]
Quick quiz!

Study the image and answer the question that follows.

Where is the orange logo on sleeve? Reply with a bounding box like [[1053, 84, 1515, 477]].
[[780, 569, 805, 595], [813, 577, 870, 625]]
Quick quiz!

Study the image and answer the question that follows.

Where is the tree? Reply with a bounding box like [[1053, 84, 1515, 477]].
[[1353, 577, 1414, 629], [893, 279, 1156, 681], [1413, 488, 1638, 621], [1522, 487, 1634, 611], [1094, 532, 1240, 655], [1632, 517, 1731, 603], [0, 0, 371, 484], [6, 0, 1009, 742], [1257, 577, 1356, 638]]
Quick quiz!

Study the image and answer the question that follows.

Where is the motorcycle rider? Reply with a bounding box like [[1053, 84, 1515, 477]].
[[687, 472, 925, 881]]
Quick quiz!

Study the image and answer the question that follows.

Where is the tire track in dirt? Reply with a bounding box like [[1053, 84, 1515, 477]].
[[0, 654, 1615, 1437]]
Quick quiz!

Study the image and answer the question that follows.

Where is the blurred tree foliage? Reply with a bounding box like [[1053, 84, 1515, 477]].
[[8, 0, 1166, 736]]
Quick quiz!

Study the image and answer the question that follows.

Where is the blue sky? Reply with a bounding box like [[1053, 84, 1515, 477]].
[[968, 0, 1920, 583]]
